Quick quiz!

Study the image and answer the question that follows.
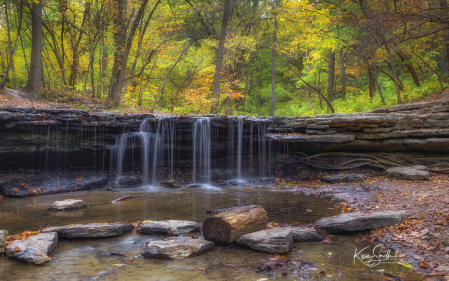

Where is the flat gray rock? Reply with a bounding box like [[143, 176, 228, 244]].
[[0, 230, 8, 254], [321, 174, 365, 183], [41, 222, 133, 238], [386, 167, 430, 180], [142, 237, 213, 260], [5, 232, 58, 265], [290, 227, 321, 242], [236, 228, 293, 254], [48, 199, 88, 211], [138, 220, 199, 236], [316, 211, 409, 233]]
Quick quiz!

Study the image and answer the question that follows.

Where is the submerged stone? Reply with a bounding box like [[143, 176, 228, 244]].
[[41, 222, 134, 238], [321, 174, 366, 183], [5, 232, 58, 265], [386, 167, 430, 180], [137, 220, 199, 236], [142, 237, 213, 260], [289, 227, 321, 242], [316, 211, 409, 233], [157, 179, 180, 188], [48, 199, 88, 211], [236, 227, 293, 254]]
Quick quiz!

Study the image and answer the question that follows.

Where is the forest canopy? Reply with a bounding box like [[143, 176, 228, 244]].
[[1, 0, 449, 116]]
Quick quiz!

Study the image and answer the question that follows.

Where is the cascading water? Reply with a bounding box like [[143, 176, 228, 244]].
[[110, 116, 274, 187], [192, 118, 211, 184], [236, 117, 244, 178]]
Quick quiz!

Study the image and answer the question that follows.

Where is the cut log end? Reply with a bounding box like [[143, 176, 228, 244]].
[[203, 205, 268, 246]]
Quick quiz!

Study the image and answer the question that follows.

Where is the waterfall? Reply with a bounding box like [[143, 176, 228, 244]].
[[192, 118, 211, 184], [114, 134, 128, 178], [236, 117, 244, 178], [139, 119, 152, 183]]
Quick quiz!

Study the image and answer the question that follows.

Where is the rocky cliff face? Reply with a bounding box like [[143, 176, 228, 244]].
[[1, 100, 449, 176]]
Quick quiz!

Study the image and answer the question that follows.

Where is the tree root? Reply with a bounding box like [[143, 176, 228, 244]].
[[274, 152, 449, 174]]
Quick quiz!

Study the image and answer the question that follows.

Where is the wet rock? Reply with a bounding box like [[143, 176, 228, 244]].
[[437, 264, 449, 274], [142, 237, 213, 260], [47, 199, 88, 211], [157, 179, 180, 188], [236, 227, 293, 254], [316, 211, 409, 233], [321, 174, 366, 183], [386, 167, 430, 180], [5, 232, 58, 265], [41, 222, 134, 238], [0, 175, 108, 197], [0, 230, 8, 254], [0, 111, 12, 121], [290, 227, 321, 242], [115, 176, 142, 187], [137, 220, 199, 236]]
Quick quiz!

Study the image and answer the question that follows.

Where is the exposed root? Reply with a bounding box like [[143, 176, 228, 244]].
[[274, 152, 449, 174]]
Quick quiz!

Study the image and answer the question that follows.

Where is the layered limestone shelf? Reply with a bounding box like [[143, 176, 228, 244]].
[[269, 100, 449, 152]]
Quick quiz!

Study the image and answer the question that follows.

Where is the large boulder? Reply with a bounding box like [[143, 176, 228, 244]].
[[203, 205, 268, 246], [41, 222, 133, 238], [236, 227, 293, 254], [48, 199, 88, 211], [386, 167, 430, 180], [142, 237, 213, 260], [316, 211, 409, 233], [5, 232, 58, 265], [290, 227, 321, 242], [137, 220, 199, 236]]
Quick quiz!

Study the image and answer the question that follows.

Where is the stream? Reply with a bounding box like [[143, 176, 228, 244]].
[[0, 183, 423, 280]]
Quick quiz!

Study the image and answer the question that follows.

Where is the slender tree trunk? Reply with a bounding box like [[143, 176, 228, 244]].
[[373, 63, 386, 105], [412, 51, 444, 91], [327, 48, 335, 113], [5, 0, 16, 89], [386, 47, 402, 104], [23, 0, 43, 99], [395, 50, 421, 87], [317, 71, 322, 109], [269, 0, 279, 116], [106, 0, 159, 108], [211, 0, 233, 113], [339, 48, 346, 99], [368, 63, 375, 97], [377, 65, 404, 91]]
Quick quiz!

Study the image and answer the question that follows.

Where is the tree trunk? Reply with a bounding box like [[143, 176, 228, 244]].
[[203, 205, 268, 246], [373, 63, 386, 105], [395, 50, 421, 87], [339, 48, 346, 99], [211, 0, 233, 113], [386, 47, 402, 104], [106, 0, 159, 108], [23, 0, 43, 99], [269, 0, 279, 116], [377, 65, 404, 91], [4, 0, 16, 89], [368, 63, 375, 98], [327, 48, 335, 113]]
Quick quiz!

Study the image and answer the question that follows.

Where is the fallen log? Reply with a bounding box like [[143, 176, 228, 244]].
[[202, 205, 268, 246]]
